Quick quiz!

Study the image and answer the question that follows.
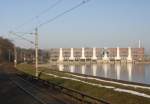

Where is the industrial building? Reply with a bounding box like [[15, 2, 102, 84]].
[[49, 47, 144, 63]]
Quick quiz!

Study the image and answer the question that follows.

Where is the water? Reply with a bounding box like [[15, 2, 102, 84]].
[[57, 63, 150, 85]]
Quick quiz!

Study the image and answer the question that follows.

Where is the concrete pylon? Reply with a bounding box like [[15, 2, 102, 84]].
[[80, 48, 86, 60], [58, 48, 64, 62], [127, 47, 132, 62], [115, 47, 121, 61], [92, 47, 97, 60], [69, 48, 75, 60]]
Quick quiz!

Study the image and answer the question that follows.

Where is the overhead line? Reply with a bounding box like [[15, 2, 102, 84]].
[[10, 37, 34, 48], [38, 0, 90, 28], [9, 31, 34, 44], [36, 0, 62, 18], [8, 0, 90, 49], [9, 0, 62, 48], [14, 0, 62, 30]]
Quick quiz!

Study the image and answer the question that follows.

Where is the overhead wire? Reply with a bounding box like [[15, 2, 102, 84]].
[[38, 0, 90, 28], [9, 34, 34, 48], [14, 0, 62, 30], [8, 0, 90, 49], [9, 31, 34, 44], [8, 0, 63, 48]]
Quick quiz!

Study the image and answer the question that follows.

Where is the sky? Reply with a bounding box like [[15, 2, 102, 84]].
[[0, 0, 150, 53]]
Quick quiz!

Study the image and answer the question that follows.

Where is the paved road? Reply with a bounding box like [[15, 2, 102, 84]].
[[0, 64, 75, 104]]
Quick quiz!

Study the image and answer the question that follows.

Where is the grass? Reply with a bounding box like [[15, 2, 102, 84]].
[[16, 64, 36, 76], [16, 64, 150, 104], [40, 67, 150, 95]]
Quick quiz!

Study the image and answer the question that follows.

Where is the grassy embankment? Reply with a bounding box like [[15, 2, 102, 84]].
[[16, 64, 150, 104]]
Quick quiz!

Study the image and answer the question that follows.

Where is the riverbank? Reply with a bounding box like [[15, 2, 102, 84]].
[[16, 64, 150, 104], [48, 60, 150, 65]]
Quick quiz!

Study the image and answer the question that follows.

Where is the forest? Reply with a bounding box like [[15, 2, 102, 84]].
[[0, 37, 14, 62]]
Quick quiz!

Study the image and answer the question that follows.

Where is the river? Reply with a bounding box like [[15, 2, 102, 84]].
[[57, 63, 150, 85]]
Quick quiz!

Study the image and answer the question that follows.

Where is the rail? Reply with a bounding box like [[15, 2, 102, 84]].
[[17, 72, 111, 104]]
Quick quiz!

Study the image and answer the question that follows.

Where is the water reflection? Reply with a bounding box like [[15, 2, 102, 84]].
[[92, 64, 97, 76], [115, 63, 121, 80], [81, 65, 86, 74], [127, 63, 132, 81], [57, 63, 149, 84], [58, 64, 64, 71], [70, 65, 75, 73], [102, 64, 108, 78]]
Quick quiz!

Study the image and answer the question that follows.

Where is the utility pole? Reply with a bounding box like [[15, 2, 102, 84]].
[[14, 46, 17, 67], [35, 27, 39, 77], [20, 48, 22, 62], [23, 53, 26, 63], [8, 49, 11, 63]]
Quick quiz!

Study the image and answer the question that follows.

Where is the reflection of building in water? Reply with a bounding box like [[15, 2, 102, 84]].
[[49, 47, 144, 63], [58, 64, 64, 71], [132, 64, 145, 83], [70, 65, 75, 73], [81, 65, 86, 74], [115, 63, 121, 80], [145, 65, 150, 84], [92, 64, 97, 76], [127, 63, 132, 81], [103, 64, 108, 77]]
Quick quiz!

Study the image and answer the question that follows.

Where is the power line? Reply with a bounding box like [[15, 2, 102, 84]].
[[10, 36, 34, 48], [18, 0, 90, 47], [10, 0, 63, 49], [36, 0, 62, 18], [9, 31, 34, 44], [9, 0, 90, 49], [14, 0, 62, 30], [38, 0, 90, 28]]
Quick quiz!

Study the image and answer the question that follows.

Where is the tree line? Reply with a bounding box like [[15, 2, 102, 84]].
[[0, 37, 14, 62], [0, 37, 49, 63]]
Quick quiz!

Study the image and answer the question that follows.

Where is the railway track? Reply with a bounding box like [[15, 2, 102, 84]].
[[0, 63, 110, 104], [15, 72, 111, 104], [10, 75, 75, 104], [11, 79, 47, 104]]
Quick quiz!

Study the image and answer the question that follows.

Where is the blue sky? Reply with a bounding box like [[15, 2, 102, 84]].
[[0, 0, 150, 53]]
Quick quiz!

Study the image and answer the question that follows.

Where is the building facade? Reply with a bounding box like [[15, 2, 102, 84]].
[[49, 47, 144, 62]]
